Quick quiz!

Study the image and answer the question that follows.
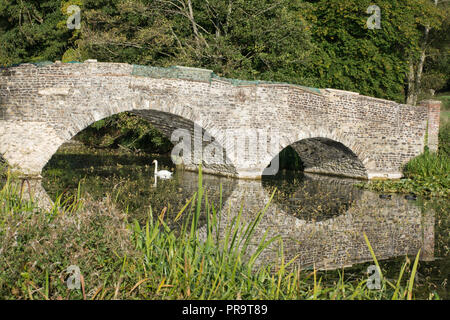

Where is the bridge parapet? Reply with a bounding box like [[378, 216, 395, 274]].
[[0, 60, 439, 180], [132, 65, 213, 82]]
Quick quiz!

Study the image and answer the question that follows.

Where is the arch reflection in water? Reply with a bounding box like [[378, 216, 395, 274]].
[[40, 146, 435, 272], [199, 173, 435, 270], [262, 172, 363, 221]]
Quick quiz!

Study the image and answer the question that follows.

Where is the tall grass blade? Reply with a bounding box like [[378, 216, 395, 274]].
[[407, 249, 421, 300], [363, 232, 383, 283]]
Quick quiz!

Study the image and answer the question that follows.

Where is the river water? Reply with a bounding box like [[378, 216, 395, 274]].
[[41, 144, 448, 298]]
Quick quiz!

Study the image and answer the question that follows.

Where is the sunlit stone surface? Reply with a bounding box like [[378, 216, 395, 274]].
[[0, 61, 441, 180]]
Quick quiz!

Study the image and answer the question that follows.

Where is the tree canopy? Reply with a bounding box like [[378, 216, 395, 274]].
[[0, 0, 448, 102]]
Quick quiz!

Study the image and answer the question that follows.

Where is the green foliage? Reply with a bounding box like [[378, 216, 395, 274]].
[[436, 93, 450, 111], [359, 149, 449, 198], [61, 47, 84, 63], [359, 151, 449, 198], [75, 0, 316, 84], [421, 1, 450, 95], [74, 112, 172, 153], [439, 121, 450, 157], [0, 176, 131, 300], [404, 150, 449, 179], [0, 1, 76, 65], [302, 0, 442, 102], [0, 157, 7, 177]]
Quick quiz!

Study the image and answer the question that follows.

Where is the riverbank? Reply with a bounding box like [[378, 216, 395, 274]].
[[355, 149, 449, 198], [0, 168, 444, 300]]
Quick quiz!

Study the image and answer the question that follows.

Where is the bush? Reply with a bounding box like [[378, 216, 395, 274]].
[[404, 150, 449, 179], [438, 121, 450, 157]]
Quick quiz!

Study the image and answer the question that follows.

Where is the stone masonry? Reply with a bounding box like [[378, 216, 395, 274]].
[[0, 60, 441, 180]]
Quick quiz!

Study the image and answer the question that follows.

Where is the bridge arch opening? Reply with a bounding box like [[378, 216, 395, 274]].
[[265, 137, 368, 179], [261, 136, 366, 221], [289, 137, 368, 179], [41, 110, 238, 223]]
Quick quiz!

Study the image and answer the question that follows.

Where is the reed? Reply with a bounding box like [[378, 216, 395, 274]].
[[404, 150, 449, 179], [0, 166, 435, 300]]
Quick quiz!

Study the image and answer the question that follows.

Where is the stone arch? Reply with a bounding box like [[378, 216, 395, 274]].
[[1, 99, 237, 177], [262, 127, 370, 179]]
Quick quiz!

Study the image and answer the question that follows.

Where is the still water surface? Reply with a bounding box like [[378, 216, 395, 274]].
[[42, 145, 449, 298]]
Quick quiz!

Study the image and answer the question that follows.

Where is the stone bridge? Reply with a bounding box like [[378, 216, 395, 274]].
[[0, 60, 441, 180]]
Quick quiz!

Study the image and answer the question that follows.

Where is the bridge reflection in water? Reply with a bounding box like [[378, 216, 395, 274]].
[[197, 173, 434, 271], [31, 161, 434, 272]]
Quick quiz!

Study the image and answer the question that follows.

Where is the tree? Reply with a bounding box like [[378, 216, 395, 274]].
[[302, 0, 444, 103], [410, 0, 450, 102], [1, 0, 447, 103], [68, 0, 317, 150], [0, 0, 74, 66], [74, 0, 316, 84]]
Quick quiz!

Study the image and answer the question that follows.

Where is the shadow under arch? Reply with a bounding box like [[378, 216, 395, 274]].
[[261, 127, 371, 180], [289, 137, 368, 179]]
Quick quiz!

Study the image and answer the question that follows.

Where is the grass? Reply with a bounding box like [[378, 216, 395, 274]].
[[359, 150, 449, 198], [404, 149, 449, 178], [0, 166, 437, 300], [435, 92, 450, 111]]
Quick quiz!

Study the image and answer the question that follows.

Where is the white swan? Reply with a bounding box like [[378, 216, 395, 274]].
[[152, 160, 173, 179]]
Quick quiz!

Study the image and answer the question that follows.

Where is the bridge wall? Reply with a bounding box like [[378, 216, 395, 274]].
[[0, 61, 439, 179]]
